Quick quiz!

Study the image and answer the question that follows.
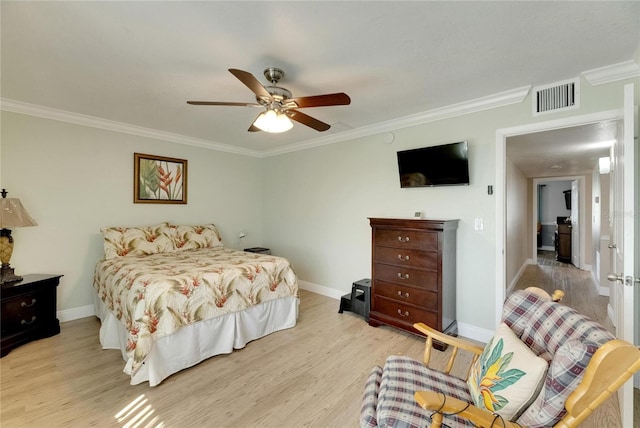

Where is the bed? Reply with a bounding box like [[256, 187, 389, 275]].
[[93, 222, 299, 386]]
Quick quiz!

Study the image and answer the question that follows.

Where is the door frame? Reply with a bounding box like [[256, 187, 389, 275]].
[[531, 176, 585, 268], [495, 109, 622, 328]]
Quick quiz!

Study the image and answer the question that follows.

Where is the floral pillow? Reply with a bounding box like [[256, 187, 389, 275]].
[[467, 322, 548, 421], [102, 222, 174, 259], [168, 223, 223, 251]]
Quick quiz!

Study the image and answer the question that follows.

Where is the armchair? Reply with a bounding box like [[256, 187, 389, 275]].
[[360, 288, 640, 428]]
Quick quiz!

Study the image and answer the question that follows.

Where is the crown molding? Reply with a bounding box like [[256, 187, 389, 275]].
[[2, 85, 530, 159], [260, 85, 531, 157], [0, 98, 263, 157], [582, 60, 640, 86]]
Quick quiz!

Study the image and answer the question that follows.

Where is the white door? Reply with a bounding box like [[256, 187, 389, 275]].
[[609, 83, 637, 427], [570, 180, 580, 267]]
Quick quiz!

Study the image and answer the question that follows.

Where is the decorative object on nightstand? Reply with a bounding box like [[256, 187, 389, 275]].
[[244, 247, 271, 255], [0, 189, 38, 284], [1, 274, 63, 357]]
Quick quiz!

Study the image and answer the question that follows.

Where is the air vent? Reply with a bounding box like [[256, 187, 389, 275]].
[[533, 78, 579, 116]]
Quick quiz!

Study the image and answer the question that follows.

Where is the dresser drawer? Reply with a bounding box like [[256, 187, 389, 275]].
[[373, 280, 438, 310], [374, 246, 437, 270], [372, 297, 438, 328], [1, 293, 44, 335], [374, 263, 437, 291], [374, 229, 438, 251]]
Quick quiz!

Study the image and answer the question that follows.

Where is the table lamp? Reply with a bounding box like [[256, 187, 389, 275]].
[[0, 189, 37, 284]]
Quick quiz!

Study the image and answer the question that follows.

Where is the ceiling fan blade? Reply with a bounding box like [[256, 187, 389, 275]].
[[286, 110, 331, 132], [289, 93, 351, 108], [187, 101, 261, 107], [228, 68, 272, 100]]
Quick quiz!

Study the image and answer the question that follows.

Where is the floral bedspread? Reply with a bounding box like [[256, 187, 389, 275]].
[[93, 247, 298, 376]]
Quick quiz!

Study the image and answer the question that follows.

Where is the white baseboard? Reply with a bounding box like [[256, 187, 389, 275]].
[[458, 322, 493, 344], [298, 280, 344, 300], [539, 246, 555, 251], [58, 304, 95, 323], [590, 271, 610, 297], [507, 258, 534, 293], [607, 303, 616, 327]]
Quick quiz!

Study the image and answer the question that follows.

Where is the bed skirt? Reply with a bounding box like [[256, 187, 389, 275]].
[[94, 292, 299, 386]]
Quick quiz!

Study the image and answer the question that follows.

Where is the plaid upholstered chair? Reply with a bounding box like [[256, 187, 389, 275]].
[[360, 288, 640, 428]]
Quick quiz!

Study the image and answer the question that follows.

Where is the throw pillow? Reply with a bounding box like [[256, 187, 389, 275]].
[[102, 223, 174, 259], [169, 224, 223, 250], [467, 322, 548, 420]]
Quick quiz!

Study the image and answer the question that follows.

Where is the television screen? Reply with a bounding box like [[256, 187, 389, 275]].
[[397, 141, 470, 188]]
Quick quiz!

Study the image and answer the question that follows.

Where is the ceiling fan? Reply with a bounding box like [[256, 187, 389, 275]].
[[187, 68, 351, 133]]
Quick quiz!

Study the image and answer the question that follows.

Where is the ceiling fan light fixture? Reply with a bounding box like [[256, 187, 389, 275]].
[[253, 109, 293, 133]]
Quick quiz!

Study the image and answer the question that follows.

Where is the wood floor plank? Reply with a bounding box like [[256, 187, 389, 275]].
[[0, 271, 634, 427]]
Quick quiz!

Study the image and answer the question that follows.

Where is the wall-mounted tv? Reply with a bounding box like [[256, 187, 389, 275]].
[[397, 141, 470, 188]]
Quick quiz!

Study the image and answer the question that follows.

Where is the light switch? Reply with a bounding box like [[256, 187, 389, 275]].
[[474, 218, 484, 231]]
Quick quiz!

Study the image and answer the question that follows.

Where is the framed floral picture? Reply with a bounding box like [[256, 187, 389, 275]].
[[134, 153, 187, 204]]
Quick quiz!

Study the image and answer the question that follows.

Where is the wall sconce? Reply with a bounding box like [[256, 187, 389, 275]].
[[598, 157, 611, 174], [0, 189, 37, 283]]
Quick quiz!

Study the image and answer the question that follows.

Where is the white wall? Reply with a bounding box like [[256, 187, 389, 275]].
[[1, 75, 634, 335], [261, 106, 519, 331], [1, 112, 264, 315], [505, 159, 529, 289], [541, 180, 572, 223]]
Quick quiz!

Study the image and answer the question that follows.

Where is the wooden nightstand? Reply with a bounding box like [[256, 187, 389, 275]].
[[1, 274, 62, 357]]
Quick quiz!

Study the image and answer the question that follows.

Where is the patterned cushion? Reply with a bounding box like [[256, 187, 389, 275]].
[[517, 339, 601, 427], [167, 224, 223, 251], [519, 302, 613, 358], [467, 323, 548, 420], [501, 290, 549, 339], [360, 366, 382, 428], [502, 290, 615, 427], [101, 223, 173, 259], [376, 355, 474, 428]]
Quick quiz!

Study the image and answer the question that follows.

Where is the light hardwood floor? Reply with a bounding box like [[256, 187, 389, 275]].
[[0, 277, 635, 427]]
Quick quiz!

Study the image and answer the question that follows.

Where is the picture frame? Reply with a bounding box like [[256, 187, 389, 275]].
[[134, 153, 187, 204]]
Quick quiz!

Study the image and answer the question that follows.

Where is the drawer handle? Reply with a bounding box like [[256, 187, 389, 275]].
[[397, 309, 410, 317], [397, 291, 410, 299], [21, 316, 37, 326], [397, 254, 410, 261], [397, 236, 410, 242], [397, 272, 410, 279], [21, 298, 37, 308]]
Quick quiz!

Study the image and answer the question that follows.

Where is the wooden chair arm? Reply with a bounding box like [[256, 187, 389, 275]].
[[414, 390, 521, 428], [413, 323, 485, 377], [414, 323, 485, 355]]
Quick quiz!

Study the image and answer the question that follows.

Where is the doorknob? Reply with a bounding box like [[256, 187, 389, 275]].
[[608, 273, 640, 286], [607, 273, 623, 282], [608, 244, 617, 249]]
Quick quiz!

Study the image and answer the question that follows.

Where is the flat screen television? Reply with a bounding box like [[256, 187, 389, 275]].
[[397, 141, 470, 188]]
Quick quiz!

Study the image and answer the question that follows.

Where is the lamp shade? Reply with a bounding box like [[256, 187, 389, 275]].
[[253, 110, 293, 133], [0, 198, 37, 228]]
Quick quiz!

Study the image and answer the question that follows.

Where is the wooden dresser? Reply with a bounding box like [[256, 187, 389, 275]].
[[368, 218, 458, 344]]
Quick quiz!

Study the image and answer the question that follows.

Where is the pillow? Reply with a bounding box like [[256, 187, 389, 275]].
[[101, 222, 174, 259], [467, 322, 548, 421], [168, 224, 223, 251], [516, 339, 601, 427]]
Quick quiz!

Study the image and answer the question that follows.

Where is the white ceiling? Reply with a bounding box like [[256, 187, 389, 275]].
[[506, 121, 618, 178], [1, 1, 638, 168]]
